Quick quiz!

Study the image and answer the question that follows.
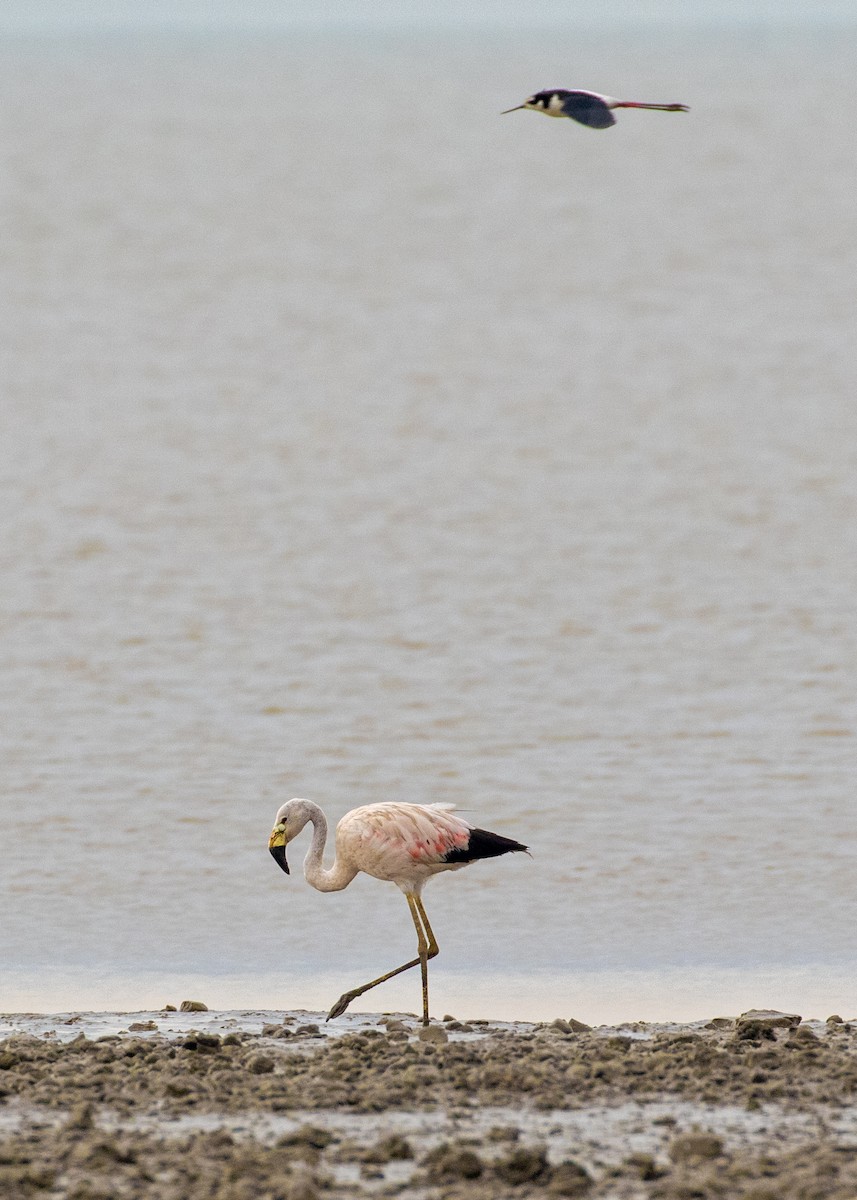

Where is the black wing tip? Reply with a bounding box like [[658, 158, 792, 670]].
[[443, 827, 529, 864]]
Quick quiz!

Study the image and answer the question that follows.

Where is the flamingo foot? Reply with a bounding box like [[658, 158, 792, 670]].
[[327, 991, 358, 1021]]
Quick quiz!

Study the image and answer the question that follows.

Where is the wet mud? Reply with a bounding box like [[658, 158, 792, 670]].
[[2, 1008, 857, 1198]]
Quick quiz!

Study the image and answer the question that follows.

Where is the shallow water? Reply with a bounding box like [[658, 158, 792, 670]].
[[1, 25, 856, 1021]]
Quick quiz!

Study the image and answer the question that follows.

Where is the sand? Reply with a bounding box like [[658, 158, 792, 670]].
[[2, 1006, 857, 1198]]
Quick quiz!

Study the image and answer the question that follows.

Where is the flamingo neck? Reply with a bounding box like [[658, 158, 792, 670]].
[[302, 805, 357, 893]]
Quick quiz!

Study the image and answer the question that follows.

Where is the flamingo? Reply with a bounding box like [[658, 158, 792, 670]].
[[502, 88, 689, 129], [268, 799, 528, 1025]]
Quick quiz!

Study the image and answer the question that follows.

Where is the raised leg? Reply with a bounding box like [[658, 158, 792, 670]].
[[327, 892, 439, 1024]]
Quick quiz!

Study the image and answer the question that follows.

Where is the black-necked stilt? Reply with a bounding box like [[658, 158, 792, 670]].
[[502, 88, 689, 129]]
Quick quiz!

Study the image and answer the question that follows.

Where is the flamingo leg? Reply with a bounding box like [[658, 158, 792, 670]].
[[413, 895, 439, 1025], [326, 892, 439, 1024]]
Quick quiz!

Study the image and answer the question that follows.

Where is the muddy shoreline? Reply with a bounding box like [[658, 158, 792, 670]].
[[2, 1007, 857, 1198]]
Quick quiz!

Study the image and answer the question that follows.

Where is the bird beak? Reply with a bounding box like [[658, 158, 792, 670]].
[[501, 104, 526, 114], [268, 823, 290, 875]]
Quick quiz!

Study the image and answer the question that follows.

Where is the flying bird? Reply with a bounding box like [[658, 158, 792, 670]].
[[502, 88, 689, 129], [268, 798, 528, 1025]]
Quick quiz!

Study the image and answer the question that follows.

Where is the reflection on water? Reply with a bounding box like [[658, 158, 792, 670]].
[[2, 27, 856, 1019]]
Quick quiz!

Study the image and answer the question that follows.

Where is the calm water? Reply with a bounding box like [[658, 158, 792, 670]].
[[2, 26, 856, 1022]]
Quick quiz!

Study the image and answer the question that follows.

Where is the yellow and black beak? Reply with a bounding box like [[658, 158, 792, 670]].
[[268, 823, 290, 875]]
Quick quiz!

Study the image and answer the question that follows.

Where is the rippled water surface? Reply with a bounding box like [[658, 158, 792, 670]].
[[2, 26, 856, 1020]]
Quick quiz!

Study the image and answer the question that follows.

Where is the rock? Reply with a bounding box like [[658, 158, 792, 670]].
[[276, 1126, 334, 1154], [162, 1004, 177, 1012], [738, 1009, 801, 1030], [567, 1018, 592, 1033], [179, 1000, 208, 1012], [67, 1183, 113, 1200], [285, 1174, 320, 1200], [2, 1166, 57, 1192], [423, 1142, 484, 1182], [496, 1145, 550, 1184], [482, 1126, 517, 1144], [551, 1018, 573, 1032], [734, 1009, 801, 1042], [788, 1026, 819, 1042], [128, 1021, 157, 1032], [669, 1132, 724, 1162], [827, 1014, 844, 1025], [624, 1152, 664, 1180], [549, 1160, 593, 1195], [704, 1017, 735, 1029], [417, 1024, 448, 1045], [64, 1102, 95, 1131], [362, 1134, 413, 1163], [734, 1023, 777, 1043], [164, 1079, 191, 1097]]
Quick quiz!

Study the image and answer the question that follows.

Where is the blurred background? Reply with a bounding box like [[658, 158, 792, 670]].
[[2, 1, 856, 1021]]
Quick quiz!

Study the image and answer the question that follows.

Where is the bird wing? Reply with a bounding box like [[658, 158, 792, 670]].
[[339, 802, 472, 869], [560, 90, 616, 129]]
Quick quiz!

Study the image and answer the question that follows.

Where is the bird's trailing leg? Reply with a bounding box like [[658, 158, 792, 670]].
[[326, 892, 440, 1025], [613, 102, 689, 113]]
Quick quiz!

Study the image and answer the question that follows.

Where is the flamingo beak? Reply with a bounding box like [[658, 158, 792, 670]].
[[268, 823, 290, 875], [501, 104, 526, 114]]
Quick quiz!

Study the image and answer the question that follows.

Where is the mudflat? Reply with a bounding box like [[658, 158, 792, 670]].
[[2, 1007, 856, 1198]]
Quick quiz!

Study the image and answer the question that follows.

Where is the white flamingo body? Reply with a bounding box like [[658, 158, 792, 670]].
[[268, 798, 527, 1023], [327, 801, 474, 891]]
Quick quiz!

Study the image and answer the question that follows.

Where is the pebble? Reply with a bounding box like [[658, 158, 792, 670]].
[[548, 1159, 594, 1195], [417, 1024, 448, 1045], [496, 1145, 550, 1184], [423, 1142, 484, 1182], [669, 1132, 724, 1162]]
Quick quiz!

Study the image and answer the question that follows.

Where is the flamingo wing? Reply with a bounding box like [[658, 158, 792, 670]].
[[338, 802, 471, 868], [336, 802, 527, 883]]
